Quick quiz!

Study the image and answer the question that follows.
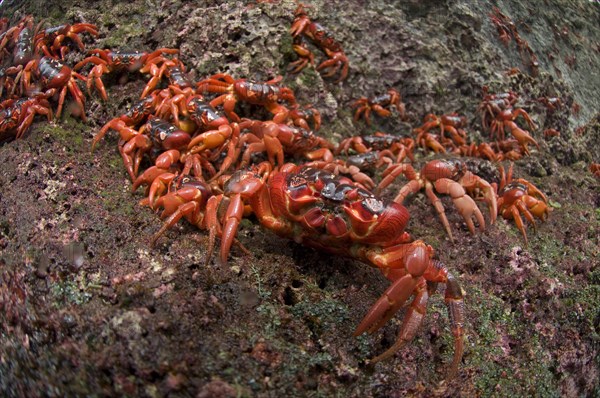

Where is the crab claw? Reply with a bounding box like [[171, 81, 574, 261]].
[[460, 171, 498, 225], [434, 178, 486, 235], [506, 121, 539, 155]]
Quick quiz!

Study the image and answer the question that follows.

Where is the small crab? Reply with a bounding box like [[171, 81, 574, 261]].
[[0, 95, 52, 141], [289, 4, 349, 82], [352, 89, 405, 125], [590, 163, 600, 178], [74, 48, 179, 101], [378, 159, 498, 241], [496, 164, 550, 246]]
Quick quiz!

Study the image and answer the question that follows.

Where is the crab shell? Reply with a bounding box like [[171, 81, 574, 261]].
[[264, 166, 411, 249]]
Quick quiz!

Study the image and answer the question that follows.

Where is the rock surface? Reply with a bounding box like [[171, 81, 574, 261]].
[[0, 0, 599, 396]]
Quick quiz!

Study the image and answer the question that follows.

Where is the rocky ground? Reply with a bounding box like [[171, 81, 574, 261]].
[[0, 0, 599, 397]]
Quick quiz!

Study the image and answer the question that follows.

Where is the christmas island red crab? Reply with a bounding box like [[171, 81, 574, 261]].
[[478, 90, 518, 131], [289, 4, 349, 82], [413, 113, 469, 149], [591, 163, 600, 178], [352, 89, 406, 125], [378, 159, 498, 241], [73, 48, 179, 101], [235, 119, 335, 168], [490, 107, 539, 155], [336, 132, 415, 164], [224, 164, 466, 375], [101, 115, 193, 180], [92, 90, 172, 150], [496, 164, 550, 246], [150, 162, 465, 377], [21, 56, 87, 120], [0, 15, 41, 66], [34, 22, 98, 59], [0, 95, 53, 141], [196, 74, 310, 125]]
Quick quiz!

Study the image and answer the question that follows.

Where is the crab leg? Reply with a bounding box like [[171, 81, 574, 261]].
[[440, 270, 465, 378], [421, 183, 454, 240], [369, 279, 429, 363], [355, 243, 428, 336]]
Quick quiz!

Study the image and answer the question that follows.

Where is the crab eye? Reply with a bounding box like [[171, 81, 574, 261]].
[[362, 197, 384, 215]]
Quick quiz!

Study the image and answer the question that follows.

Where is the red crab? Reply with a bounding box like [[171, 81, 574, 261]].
[[224, 164, 464, 375], [378, 159, 498, 241], [352, 89, 406, 125], [490, 107, 539, 155], [0, 96, 53, 141], [153, 87, 229, 132], [413, 113, 469, 149], [34, 22, 98, 59], [0, 65, 24, 98], [92, 90, 171, 150], [303, 156, 377, 190], [104, 116, 192, 180], [0, 15, 41, 66], [454, 142, 499, 162], [74, 48, 179, 101], [289, 4, 349, 82], [150, 163, 465, 377], [21, 56, 87, 120], [235, 119, 334, 169], [336, 132, 415, 164], [196, 73, 302, 124], [478, 90, 518, 131], [138, 57, 192, 99], [496, 164, 550, 246], [591, 163, 600, 178]]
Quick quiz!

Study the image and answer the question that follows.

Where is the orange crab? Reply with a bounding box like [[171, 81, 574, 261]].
[[377, 159, 498, 241], [74, 48, 179, 101], [21, 56, 87, 120], [0, 96, 53, 141], [496, 164, 550, 246]]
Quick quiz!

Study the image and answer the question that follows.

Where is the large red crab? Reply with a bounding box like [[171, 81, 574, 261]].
[[225, 164, 465, 375], [151, 162, 465, 376], [21, 56, 87, 120]]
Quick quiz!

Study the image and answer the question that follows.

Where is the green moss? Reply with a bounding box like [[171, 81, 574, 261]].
[[36, 118, 86, 151], [465, 287, 560, 396], [50, 273, 94, 307], [562, 283, 600, 339], [296, 67, 320, 90], [102, 23, 146, 48]]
